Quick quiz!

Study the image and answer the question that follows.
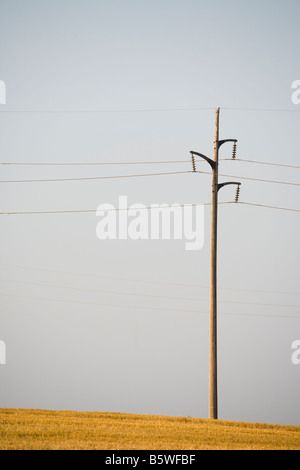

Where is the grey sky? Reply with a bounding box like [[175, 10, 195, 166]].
[[0, 0, 299, 426]]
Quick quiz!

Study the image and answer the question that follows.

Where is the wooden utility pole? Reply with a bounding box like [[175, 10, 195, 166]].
[[209, 108, 219, 420], [190, 108, 240, 420]]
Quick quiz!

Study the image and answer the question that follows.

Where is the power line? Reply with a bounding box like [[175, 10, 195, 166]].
[[0, 277, 299, 308], [0, 278, 202, 301], [1, 200, 299, 215], [0, 265, 299, 297], [1, 106, 300, 113], [213, 285, 300, 296], [1, 309, 299, 331], [0, 107, 216, 114], [0, 163, 298, 187], [1, 157, 299, 169], [221, 107, 300, 113], [219, 200, 300, 213], [0, 262, 211, 287], [221, 158, 300, 169], [196, 171, 300, 187], [0, 201, 221, 215], [0, 292, 299, 320], [219, 312, 300, 319], [0, 170, 192, 184], [238, 201, 300, 213], [0, 160, 189, 166], [0, 291, 204, 313], [0, 169, 298, 187]]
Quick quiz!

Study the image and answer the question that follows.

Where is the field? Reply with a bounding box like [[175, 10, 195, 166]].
[[0, 408, 300, 450]]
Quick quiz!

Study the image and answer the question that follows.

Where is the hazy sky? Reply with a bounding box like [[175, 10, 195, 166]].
[[0, 0, 300, 426]]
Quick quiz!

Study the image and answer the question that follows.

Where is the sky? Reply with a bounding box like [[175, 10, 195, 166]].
[[0, 0, 300, 426]]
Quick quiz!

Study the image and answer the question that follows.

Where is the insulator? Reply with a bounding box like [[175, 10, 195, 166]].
[[235, 185, 240, 202], [232, 141, 237, 160], [191, 154, 196, 172]]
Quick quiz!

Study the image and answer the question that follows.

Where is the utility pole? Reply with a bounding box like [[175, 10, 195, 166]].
[[209, 107, 219, 420], [190, 108, 240, 420]]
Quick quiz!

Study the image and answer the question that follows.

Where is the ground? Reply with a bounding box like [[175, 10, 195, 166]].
[[1, 408, 299, 450]]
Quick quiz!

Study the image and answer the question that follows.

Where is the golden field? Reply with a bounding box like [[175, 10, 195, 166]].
[[0, 408, 299, 450]]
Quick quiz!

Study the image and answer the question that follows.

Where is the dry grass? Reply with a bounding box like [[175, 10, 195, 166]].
[[0, 408, 299, 450]]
